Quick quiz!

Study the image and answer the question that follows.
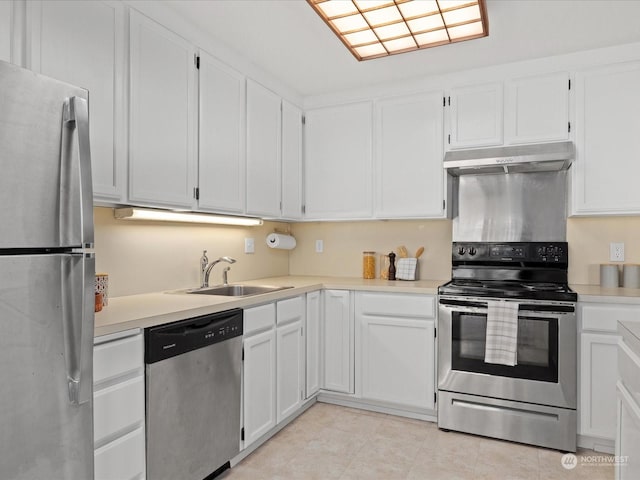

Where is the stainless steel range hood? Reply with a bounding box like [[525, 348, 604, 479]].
[[444, 141, 574, 176]]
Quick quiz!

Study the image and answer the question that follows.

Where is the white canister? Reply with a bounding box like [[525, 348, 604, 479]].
[[600, 264, 620, 288], [95, 273, 109, 306], [623, 264, 640, 289]]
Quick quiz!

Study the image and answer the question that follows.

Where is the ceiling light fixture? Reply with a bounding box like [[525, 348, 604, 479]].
[[307, 0, 488, 61], [114, 208, 263, 226]]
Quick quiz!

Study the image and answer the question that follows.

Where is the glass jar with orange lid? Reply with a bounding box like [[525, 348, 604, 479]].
[[363, 251, 376, 279]]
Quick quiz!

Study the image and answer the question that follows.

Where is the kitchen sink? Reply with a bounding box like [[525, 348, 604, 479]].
[[185, 285, 293, 297]]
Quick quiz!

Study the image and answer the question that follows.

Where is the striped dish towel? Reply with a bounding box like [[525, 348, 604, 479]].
[[484, 300, 519, 366]]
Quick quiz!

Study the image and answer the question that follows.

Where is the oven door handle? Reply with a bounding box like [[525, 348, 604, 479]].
[[439, 298, 575, 314]]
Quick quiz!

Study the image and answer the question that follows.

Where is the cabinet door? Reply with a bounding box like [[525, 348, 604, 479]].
[[246, 79, 281, 217], [505, 72, 570, 145], [305, 102, 373, 219], [375, 91, 444, 218], [243, 329, 276, 448], [281, 100, 303, 219], [198, 51, 245, 214], [306, 291, 322, 398], [617, 384, 640, 480], [359, 315, 435, 409], [573, 61, 640, 215], [323, 290, 353, 393], [448, 82, 503, 149], [276, 320, 304, 423], [0, 1, 12, 63], [580, 332, 619, 440], [29, 0, 125, 202], [129, 9, 196, 209]]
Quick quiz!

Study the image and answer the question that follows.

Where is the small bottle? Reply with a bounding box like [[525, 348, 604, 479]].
[[388, 252, 397, 280], [363, 251, 376, 279]]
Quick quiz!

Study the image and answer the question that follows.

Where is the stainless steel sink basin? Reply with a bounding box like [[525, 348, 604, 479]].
[[185, 285, 293, 297]]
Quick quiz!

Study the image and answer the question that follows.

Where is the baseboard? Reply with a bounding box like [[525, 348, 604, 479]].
[[317, 392, 438, 423], [577, 434, 615, 454]]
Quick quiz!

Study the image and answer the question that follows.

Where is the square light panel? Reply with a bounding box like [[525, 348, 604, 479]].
[[308, 0, 488, 61]]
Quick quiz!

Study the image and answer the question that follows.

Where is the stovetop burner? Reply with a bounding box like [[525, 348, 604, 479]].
[[438, 279, 576, 301]]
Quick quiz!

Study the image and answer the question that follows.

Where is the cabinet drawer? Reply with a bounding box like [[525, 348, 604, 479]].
[[94, 333, 143, 384], [581, 304, 640, 333], [277, 295, 304, 325], [94, 375, 145, 446], [357, 292, 435, 318], [244, 302, 276, 335], [94, 426, 145, 480]]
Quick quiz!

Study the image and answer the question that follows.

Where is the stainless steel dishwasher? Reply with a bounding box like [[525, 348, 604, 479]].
[[145, 308, 243, 480]]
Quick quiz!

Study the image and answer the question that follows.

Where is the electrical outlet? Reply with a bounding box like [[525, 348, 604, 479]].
[[610, 242, 625, 262], [315, 240, 324, 253], [244, 237, 255, 254]]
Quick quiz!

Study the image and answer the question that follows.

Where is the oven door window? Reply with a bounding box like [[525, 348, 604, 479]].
[[451, 312, 558, 382]]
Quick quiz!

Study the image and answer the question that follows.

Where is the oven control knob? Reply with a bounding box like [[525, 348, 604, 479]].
[[457, 247, 466, 255], [468, 247, 477, 256]]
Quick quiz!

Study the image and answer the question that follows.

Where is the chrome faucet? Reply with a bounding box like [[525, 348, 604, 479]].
[[202, 256, 236, 288], [222, 267, 231, 286]]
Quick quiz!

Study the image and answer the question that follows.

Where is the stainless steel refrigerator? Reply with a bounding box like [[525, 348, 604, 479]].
[[0, 60, 95, 479]]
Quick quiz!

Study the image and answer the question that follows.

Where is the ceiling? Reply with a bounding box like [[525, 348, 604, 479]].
[[163, 0, 640, 97]]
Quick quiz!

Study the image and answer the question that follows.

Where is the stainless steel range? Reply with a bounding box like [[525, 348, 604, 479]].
[[437, 241, 577, 452]]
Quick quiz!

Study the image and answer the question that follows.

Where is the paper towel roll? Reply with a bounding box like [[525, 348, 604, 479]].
[[266, 233, 296, 250], [600, 264, 619, 288]]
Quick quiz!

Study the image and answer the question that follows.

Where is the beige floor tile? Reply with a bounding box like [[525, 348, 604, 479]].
[[354, 435, 422, 466], [407, 462, 475, 480], [221, 463, 269, 480], [304, 426, 367, 457], [273, 450, 351, 480], [340, 458, 411, 480]]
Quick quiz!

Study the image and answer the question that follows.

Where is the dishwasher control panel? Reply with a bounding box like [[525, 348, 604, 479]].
[[145, 308, 243, 363]]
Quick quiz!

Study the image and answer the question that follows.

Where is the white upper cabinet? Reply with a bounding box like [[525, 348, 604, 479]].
[[28, 0, 125, 202], [447, 82, 503, 149], [305, 102, 373, 219], [281, 100, 303, 220], [246, 79, 281, 217], [198, 51, 246, 214], [1, 1, 12, 63], [504, 72, 570, 145], [572, 61, 640, 215], [374, 91, 445, 218], [128, 9, 197, 209]]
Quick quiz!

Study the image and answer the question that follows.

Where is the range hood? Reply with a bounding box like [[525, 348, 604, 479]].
[[444, 141, 574, 176]]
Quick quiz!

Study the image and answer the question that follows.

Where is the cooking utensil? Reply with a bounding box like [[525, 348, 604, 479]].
[[397, 246, 408, 258], [415, 246, 425, 258]]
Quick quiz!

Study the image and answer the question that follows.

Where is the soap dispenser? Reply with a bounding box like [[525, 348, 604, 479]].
[[200, 250, 209, 287]]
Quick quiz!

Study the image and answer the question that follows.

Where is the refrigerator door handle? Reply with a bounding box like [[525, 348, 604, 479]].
[[61, 96, 94, 249], [61, 253, 95, 405]]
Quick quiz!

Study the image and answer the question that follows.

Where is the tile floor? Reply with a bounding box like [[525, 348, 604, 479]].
[[222, 402, 615, 480]]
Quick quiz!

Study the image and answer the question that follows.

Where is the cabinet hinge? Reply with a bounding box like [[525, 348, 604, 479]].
[[448, 134, 451, 144], [195, 55, 200, 69], [193, 187, 199, 200], [442, 200, 445, 211], [448, 96, 451, 106], [241, 427, 245, 441], [242, 347, 244, 362], [434, 392, 437, 404], [568, 78, 571, 90], [568, 121, 571, 133], [300, 327, 303, 337], [443, 97, 446, 107], [302, 115, 306, 125], [434, 326, 437, 338], [302, 205, 306, 214], [301, 389, 304, 400]]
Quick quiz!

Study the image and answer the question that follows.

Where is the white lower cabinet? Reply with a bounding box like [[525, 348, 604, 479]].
[[242, 296, 306, 449], [578, 302, 640, 451], [242, 303, 277, 449], [306, 291, 322, 398], [617, 329, 640, 480], [322, 290, 354, 394], [276, 296, 305, 423], [355, 292, 436, 410], [93, 329, 145, 480]]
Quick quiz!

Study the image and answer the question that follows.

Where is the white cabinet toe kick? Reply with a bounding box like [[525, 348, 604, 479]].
[[437, 391, 577, 452]]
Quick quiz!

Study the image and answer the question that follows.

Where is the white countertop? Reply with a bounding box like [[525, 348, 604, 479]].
[[571, 284, 640, 304], [94, 276, 444, 337]]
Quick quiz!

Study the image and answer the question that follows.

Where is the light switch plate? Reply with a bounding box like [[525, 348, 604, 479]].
[[610, 242, 625, 262], [315, 240, 324, 253], [244, 237, 255, 254]]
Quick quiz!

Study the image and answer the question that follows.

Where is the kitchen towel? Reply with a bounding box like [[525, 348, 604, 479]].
[[396, 258, 418, 280], [266, 233, 296, 250], [484, 300, 519, 366]]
